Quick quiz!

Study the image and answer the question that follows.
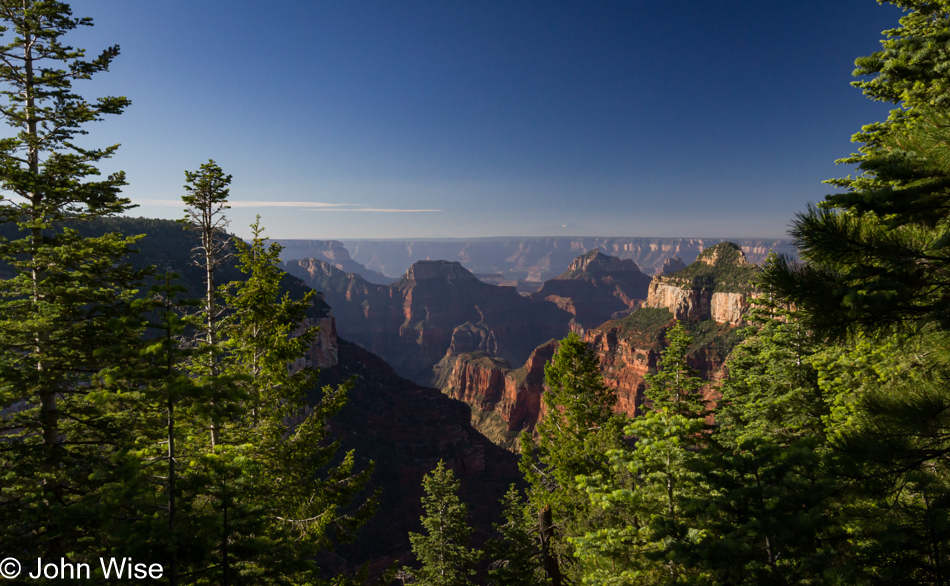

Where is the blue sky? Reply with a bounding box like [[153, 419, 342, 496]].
[[66, 0, 904, 239]]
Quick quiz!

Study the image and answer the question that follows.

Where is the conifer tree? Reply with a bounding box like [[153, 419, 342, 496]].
[[0, 0, 147, 562], [573, 323, 708, 585], [691, 297, 844, 585], [485, 486, 548, 586], [181, 159, 235, 448], [406, 461, 481, 586], [214, 217, 375, 582], [765, 1, 950, 336], [520, 332, 626, 585]]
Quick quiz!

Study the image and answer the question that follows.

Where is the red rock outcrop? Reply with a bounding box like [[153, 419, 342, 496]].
[[584, 312, 735, 414], [282, 258, 571, 384], [435, 246, 757, 449], [434, 341, 557, 449]]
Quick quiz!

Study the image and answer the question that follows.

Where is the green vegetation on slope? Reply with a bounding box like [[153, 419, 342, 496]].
[[663, 241, 759, 293]]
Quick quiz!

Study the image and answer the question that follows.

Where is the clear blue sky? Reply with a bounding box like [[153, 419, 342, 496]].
[[67, 0, 904, 239]]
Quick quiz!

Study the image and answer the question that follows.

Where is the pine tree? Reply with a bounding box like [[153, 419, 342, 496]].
[[0, 0, 148, 564], [214, 217, 375, 583], [180, 159, 236, 448], [520, 332, 626, 586], [765, 2, 950, 336], [485, 486, 548, 586], [572, 323, 708, 585], [406, 461, 481, 586], [758, 3, 950, 582]]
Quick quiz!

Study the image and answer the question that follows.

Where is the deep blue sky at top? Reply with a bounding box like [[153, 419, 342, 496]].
[[66, 0, 904, 239]]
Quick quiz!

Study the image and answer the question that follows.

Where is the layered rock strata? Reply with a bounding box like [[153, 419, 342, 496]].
[[282, 258, 571, 384], [529, 248, 652, 331], [435, 243, 756, 448]]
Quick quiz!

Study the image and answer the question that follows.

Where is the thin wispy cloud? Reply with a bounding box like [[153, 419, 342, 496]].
[[136, 199, 441, 213], [314, 208, 442, 213]]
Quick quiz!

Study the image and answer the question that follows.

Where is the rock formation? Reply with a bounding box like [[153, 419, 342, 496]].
[[529, 248, 652, 331], [434, 243, 756, 447], [282, 258, 572, 384], [433, 341, 557, 450], [644, 242, 757, 325], [314, 333, 521, 577], [306, 236, 797, 281], [660, 256, 687, 274], [275, 238, 397, 284]]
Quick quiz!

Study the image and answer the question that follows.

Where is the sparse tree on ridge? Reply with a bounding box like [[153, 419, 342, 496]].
[[181, 159, 235, 449]]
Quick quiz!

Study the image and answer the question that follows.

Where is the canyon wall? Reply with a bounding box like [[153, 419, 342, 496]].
[[434, 242, 756, 448], [316, 236, 795, 281], [283, 258, 571, 384]]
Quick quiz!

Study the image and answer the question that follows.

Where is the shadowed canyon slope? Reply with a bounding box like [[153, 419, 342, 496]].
[[304, 318, 520, 575], [275, 236, 794, 283], [281, 258, 573, 384], [436, 242, 758, 448]]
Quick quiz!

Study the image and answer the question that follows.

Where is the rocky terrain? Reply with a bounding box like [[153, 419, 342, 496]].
[[282, 258, 572, 384], [306, 316, 521, 576], [275, 239, 397, 284], [435, 242, 758, 446], [529, 248, 652, 331], [282, 236, 796, 282]]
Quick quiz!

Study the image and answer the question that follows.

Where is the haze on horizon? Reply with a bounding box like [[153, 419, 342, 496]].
[[72, 1, 903, 240]]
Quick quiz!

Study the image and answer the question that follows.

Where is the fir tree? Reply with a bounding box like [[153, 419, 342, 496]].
[[215, 217, 375, 583], [520, 332, 626, 586], [406, 461, 481, 586], [0, 0, 148, 564], [180, 159, 236, 449], [691, 296, 844, 585], [485, 486, 548, 586], [573, 323, 708, 585]]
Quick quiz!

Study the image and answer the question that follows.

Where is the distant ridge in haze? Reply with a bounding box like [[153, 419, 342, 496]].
[[277, 237, 796, 283]]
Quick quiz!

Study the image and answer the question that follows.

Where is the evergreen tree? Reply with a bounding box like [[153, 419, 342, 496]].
[[572, 323, 708, 585], [760, 3, 950, 582], [520, 332, 627, 585], [0, 0, 148, 564], [814, 331, 950, 584], [214, 217, 375, 583], [765, 1, 950, 336], [485, 486, 548, 586], [181, 159, 236, 448], [406, 461, 481, 586], [690, 297, 845, 585]]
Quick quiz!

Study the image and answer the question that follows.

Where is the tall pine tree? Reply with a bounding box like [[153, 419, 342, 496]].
[[0, 0, 147, 565], [406, 461, 481, 586], [520, 332, 626, 586]]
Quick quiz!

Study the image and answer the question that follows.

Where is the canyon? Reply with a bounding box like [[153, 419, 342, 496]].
[[276, 236, 793, 286], [293, 303, 521, 575], [435, 242, 758, 447]]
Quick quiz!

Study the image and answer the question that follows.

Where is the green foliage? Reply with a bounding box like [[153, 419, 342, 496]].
[[689, 300, 846, 585], [519, 332, 627, 585], [485, 486, 549, 586], [0, 0, 149, 564], [406, 461, 482, 586], [573, 323, 710, 585], [661, 242, 758, 293], [612, 307, 674, 343], [812, 331, 950, 584], [766, 2, 950, 336]]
